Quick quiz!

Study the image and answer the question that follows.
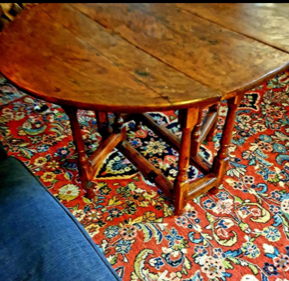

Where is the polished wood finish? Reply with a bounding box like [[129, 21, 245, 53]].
[[1, 3, 289, 214], [213, 95, 244, 186], [87, 131, 125, 180], [0, 3, 219, 113], [191, 109, 205, 157], [72, 3, 289, 97], [206, 104, 219, 142], [188, 174, 217, 199], [95, 111, 110, 138], [200, 110, 218, 143], [62, 106, 88, 176], [174, 108, 199, 215], [190, 156, 212, 174], [176, 3, 289, 53], [62, 106, 95, 198]]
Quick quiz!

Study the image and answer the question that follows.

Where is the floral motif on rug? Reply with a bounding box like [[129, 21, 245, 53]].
[[1, 70, 289, 281]]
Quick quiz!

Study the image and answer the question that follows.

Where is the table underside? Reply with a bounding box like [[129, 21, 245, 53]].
[[63, 94, 243, 215]]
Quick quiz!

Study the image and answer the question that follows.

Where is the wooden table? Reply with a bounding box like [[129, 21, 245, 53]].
[[1, 3, 289, 215]]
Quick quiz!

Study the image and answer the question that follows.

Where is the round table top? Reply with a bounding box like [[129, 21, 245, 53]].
[[1, 3, 289, 112]]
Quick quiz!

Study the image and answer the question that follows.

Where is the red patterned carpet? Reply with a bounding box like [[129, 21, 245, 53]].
[[1, 71, 289, 281]]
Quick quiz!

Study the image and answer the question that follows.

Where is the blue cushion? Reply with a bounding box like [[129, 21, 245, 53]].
[[0, 157, 120, 281]]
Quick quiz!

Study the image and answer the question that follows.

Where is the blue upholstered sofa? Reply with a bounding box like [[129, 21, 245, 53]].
[[0, 143, 120, 281]]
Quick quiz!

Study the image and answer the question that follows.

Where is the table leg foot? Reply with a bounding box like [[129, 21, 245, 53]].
[[84, 181, 97, 199]]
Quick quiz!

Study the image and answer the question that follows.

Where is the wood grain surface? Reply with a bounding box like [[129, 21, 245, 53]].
[[177, 3, 289, 53], [0, 3, 219, 112], [1, 3, 289, 111], [72, 3, 289, 98]]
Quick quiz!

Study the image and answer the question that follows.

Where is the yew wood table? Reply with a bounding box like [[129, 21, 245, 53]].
[[1, 4, 289, 215]]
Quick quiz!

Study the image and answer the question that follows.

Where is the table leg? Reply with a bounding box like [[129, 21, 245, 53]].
[[190, 108, 204, 157], [95, 111, 110, 138], [62, 106, 94, 195], [213, 95, 243, 185], [206, 103, 219, 141], [174, 108, 199, 216]]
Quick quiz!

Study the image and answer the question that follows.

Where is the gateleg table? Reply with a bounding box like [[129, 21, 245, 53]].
[[1, 3, 289, 215]]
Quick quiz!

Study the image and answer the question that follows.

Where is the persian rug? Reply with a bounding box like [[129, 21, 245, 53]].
[[1, 70, 289, 281]]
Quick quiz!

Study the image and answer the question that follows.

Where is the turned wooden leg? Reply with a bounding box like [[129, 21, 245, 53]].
[[213, 95, 243, 185], [206, 103, 220, 141], [95, 111, 110, 138], [174, 108, 199, 216], [190, 108, 205, 157], [62, 106, 94, 195]]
